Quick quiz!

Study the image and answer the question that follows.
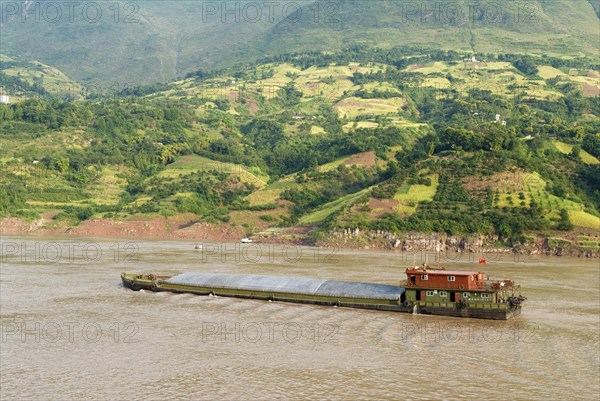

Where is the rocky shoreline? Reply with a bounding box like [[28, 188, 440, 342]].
[[318, 229, 600, 258]]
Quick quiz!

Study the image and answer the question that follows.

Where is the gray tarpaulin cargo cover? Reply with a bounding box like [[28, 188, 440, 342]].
[[164, 272, 403, 300]]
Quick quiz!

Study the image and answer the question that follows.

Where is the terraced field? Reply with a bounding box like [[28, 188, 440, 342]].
[[333, 97, 406, 118], [552, 141, 600, 164], [245, 176, 297, 207], [394, 175, 439, 216], [299, 188, 370, 225], [463, 171, 599, 229], [158, 155, 268, 188]]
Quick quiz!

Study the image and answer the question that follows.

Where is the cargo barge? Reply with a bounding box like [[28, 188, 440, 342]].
[[121, 265, 526, 320]]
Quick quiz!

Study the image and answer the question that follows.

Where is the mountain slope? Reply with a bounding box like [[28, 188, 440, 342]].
[[0, 0, 597, 85], [266, 0, 599, 56]]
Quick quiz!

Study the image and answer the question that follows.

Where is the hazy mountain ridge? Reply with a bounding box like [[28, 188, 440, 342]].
[[0, 0, 598, 85]]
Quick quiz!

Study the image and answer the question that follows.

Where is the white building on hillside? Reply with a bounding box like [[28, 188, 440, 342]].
[[463, 56, 479, 63]]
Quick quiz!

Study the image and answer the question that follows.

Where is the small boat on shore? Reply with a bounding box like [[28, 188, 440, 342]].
[[121, 265, 525, 320]]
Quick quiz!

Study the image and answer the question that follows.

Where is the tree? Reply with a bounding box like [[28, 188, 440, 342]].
[[569, 145, 581, 161], [0, 184, 27, 214], [511, 56, 538, 76], [557, 209, 573, 231], [582, 134, 600, 158], [244, 119, 284, 150], [278, 83, 302, 106], [55, 157, 70, 174]]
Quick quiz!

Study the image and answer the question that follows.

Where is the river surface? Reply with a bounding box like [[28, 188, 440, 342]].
[[1, 236, 599, 400]]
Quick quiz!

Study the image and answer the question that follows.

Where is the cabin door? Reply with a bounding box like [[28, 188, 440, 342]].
[[453, 292, 460, 302]]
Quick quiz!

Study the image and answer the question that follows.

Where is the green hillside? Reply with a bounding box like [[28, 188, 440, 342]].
[[1, 48, 598, 252], [0, 55, 84, 101], [0, 0, 597, 85]]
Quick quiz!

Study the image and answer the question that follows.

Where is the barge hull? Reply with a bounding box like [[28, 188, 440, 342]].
[[416, 305, 521, 320]]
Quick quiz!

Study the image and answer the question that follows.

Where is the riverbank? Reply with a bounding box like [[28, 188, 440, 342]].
[[0, 215, 248, 242], [1, 216, 598, 257]]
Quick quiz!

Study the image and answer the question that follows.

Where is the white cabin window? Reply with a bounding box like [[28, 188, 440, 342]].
[[462, 292, 469, 297], [421, 274, 428, 280], [439, 291, 447, 297], [426, 290, 435, 296], [447, 276, 456, 281], [481, 293, 491, 299]]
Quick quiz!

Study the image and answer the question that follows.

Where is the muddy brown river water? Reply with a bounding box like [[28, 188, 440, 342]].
[[1, 236, 599, 400]]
